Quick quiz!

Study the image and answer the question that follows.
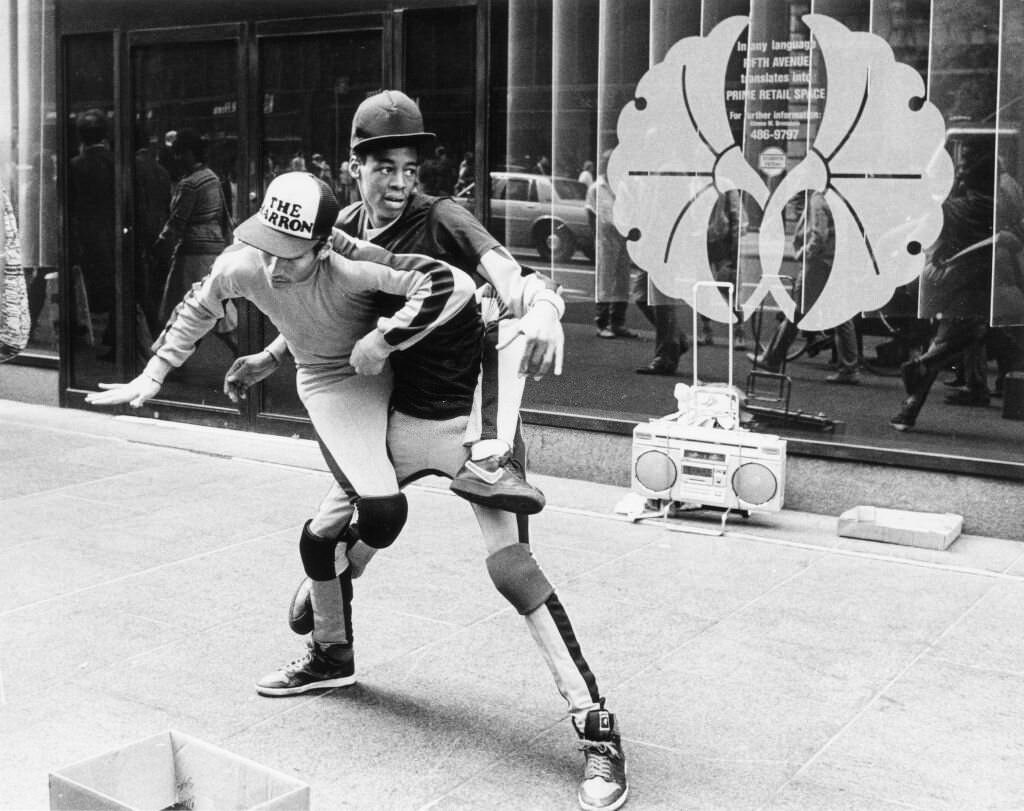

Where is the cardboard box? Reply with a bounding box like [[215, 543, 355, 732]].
[[837, 506, 962, 550], [49, 730, 309, 811]]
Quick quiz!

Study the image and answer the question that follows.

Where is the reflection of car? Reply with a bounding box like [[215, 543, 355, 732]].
[[454, 171, 594, 262]]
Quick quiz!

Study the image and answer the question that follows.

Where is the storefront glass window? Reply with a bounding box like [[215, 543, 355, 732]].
[[129, 36, 241, 408], [65, 35, 117, 391], [498, 0, 1024, 466]]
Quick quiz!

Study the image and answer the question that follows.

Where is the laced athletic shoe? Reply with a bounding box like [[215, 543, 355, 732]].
[[450, 452, 546, 514], [577, 708, 628, 811], [889, 402, 918, 431], [256, 642, 355, 696]]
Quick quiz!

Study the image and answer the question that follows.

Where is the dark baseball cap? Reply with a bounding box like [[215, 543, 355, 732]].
[[350, 90, 436, 152], [234, 172, 340, 259]]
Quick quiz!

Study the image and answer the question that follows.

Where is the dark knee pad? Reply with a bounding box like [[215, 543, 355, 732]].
[[299, 521, 338, 581], [486, 543, 554, 615], [357, 493, 408, 549]]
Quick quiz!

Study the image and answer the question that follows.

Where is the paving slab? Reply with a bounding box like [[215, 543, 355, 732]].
[[2, 399, 1023, 810]]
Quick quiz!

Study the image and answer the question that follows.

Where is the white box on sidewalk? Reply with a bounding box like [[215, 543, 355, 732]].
[[837, 506, 962, 550], [49, 730, 309, 811]]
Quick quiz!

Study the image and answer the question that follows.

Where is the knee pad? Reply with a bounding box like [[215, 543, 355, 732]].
[[486, 543, 553, 615], [357, 493, 408, 549], [299, 521, 338, 581]]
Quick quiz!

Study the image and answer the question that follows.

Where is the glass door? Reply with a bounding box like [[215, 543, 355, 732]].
[[128, 25, 245, 413]]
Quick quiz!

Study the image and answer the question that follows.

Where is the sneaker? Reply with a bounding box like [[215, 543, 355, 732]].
[[609, 325, 638, 338], [450, 452, 546, 514], [635, 357, 677, 375], [825, 370, 860, 385], [889, 403, 917, 431], [256, 642, 355, 696], [596, 327, 616, 339], [577, 708, 628, 811]]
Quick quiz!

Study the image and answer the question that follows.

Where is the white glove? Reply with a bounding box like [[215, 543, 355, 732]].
[[350, 330, 391, 375], [497, 296, 564, 379]]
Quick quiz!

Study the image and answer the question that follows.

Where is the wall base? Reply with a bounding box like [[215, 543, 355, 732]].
[[524, 423, 1022, 540]]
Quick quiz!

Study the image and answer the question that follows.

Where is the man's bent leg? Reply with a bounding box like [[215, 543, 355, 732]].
[[454, 317, 545, 514]]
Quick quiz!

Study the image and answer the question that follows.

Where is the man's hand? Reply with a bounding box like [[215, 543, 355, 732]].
[[223, 351, 279, 403], [350, 330, 390, 376], [497, 301, 564, 379], [84, 374, 162, 408]]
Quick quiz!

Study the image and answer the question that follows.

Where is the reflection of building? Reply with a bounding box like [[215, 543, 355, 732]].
[[0, 0, 1020, 527]]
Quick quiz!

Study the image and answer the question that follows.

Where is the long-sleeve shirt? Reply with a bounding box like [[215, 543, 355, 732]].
[[144, 235, 475, 382], [158, 166, 227, 256]]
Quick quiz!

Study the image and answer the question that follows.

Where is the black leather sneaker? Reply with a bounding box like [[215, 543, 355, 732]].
[[449, 452, 546, 514], [256, 642, 355, 696], [577, 708, 628, 811], [889, 402, 918, 431]]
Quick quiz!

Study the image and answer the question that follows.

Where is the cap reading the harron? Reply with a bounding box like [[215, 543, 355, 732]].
[[350, 90, 436, 152], [234, 172, 340, 259]]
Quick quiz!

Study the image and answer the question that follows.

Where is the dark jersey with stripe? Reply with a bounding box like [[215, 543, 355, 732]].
[[335, 193, 497, 418]]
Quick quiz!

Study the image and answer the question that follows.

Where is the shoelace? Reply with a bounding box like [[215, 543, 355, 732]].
[[283, 645, 316, 674], [579, 740, 622, 781], [499, 452, 525, 476]]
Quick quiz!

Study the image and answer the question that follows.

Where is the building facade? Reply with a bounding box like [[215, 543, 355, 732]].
[[2, 0, 1022, 533]]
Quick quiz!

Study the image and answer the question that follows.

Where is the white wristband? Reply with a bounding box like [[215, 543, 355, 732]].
[[530, 288, 565, 319]]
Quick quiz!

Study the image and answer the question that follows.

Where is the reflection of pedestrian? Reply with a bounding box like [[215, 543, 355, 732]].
[[751, 191, 859, 382], [454, 151, 474, 194], [155, 128, 237, 355], [68, 108, 116, 350], [588, 150, 635, 339], [891, 142, 995, 430], [134, 140, 172, 337], [419, 145, 456, 195], [577, 159, 595, 188], [633, 271, 689, 375], [704, 190, 743, 348], [0, 181, 29, 362]]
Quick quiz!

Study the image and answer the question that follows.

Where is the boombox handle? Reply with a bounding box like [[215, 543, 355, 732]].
[[691, 281, 735, 389]]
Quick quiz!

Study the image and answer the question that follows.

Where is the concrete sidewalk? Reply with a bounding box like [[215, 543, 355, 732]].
[[2, 399, 1023, 810]]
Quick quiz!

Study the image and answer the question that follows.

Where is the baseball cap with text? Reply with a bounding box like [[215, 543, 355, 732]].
[[234, 172, 340, 259], [350, 90, 436, 153]]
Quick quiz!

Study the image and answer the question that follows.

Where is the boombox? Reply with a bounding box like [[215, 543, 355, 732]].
[[631, 415, 787, 514]]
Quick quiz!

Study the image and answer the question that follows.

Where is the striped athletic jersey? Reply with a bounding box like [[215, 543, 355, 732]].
[[334, 194, 496, 418], [146, 238, 475, 379]]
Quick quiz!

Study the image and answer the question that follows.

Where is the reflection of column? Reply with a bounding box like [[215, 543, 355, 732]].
[[553, 0, 598, 183], [650, 0, 701, 63], [920, 0, 1000, 324], [506, 0, 551, 176], [994, 0, 1024, 328], [648, 0, 703, 309], [596, 0, 648, 304], [16, 0, 58, 268]]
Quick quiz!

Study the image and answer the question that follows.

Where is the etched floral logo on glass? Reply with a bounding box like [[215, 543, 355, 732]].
[[608, 15, 955, 330]]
